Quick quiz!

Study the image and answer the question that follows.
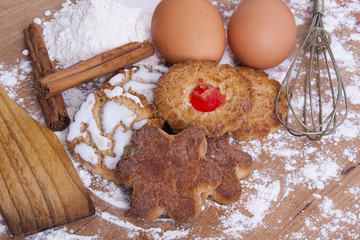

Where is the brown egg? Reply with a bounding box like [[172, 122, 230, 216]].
[[151, 0, 226, 64], [227, 0, 297, 69]]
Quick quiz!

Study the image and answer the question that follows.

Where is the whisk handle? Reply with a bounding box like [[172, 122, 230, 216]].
[[313, 0, 324, 15]]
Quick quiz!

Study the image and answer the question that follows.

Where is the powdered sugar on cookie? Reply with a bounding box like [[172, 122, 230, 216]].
[[67, 93, 111, 151], [66, 65, 164, 184], [113, 65, 167, 102]]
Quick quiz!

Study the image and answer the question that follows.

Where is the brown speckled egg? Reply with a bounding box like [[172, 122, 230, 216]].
[[227, 0, 297, 69], [151, 0, 226, 64]]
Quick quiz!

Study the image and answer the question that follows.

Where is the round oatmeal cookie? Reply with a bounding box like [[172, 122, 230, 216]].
[[154, 61, 288, 140], [154, 60, 253, 137], [233, 66, 288, 141], [66, 65, 165, 184]]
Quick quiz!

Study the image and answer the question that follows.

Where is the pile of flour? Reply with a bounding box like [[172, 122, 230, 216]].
[[42, 0, 160, 68]]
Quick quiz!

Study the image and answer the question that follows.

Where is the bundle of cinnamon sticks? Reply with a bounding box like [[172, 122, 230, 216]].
[[36, 40, 154, 99], [24, 23, 155, 131]]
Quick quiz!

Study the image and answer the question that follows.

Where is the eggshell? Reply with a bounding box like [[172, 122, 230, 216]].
[[151, 0, 226, 64], [227, 0, 297, 69]]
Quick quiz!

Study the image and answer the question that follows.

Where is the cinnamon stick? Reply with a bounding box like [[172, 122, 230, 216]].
[[24, 23, 70, 131], [36, 41, 155, 99]]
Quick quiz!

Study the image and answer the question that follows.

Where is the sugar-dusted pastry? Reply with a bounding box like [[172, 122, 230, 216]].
[[104, 64, 168, 103], [116, 126, 222, 223], [234, 66, 288, 141], [116, 125, 254, 223], [66, 65, 165, 184], [154, 60, 253, 137], [206, 135, 252, 204]]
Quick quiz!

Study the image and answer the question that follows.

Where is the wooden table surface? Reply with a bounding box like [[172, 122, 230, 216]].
[[0, 0, 359, 239]]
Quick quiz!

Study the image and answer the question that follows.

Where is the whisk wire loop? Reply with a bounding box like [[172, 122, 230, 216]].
[[275, 4, 348, 140]]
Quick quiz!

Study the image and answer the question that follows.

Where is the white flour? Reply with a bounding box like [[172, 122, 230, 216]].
[[0, 0, 359, 239], [42, 0, 157, 68], [0, 60, 32, 98], [0, 221, 6, 236]]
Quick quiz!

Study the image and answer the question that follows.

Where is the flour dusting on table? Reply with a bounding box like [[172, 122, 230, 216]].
[[0, 0, 359, 239], [0, 60, 32, 99]]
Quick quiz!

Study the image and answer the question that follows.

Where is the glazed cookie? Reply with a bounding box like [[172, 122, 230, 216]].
[[154, 60, 253, 137], [66, 65, 165, 184], [103, 64, 168, 102], [233, 66, 288, 141]]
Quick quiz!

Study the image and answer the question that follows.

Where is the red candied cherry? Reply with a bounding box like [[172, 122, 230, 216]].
[[190, 82, 226, 112]]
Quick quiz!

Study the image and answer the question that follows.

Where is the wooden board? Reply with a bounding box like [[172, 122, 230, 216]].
[[0, 0, 359, 239]]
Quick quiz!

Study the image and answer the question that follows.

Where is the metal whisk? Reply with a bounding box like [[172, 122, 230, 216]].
[[275, 0, 348, 140]]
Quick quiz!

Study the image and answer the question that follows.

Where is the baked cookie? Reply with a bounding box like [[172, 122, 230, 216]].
[[233, 66, 288, 141], [66, 65, 165, 184], [154, 60, 253, 137], [104, 64, 168, 102], [206, 135, 252, 204], [116, 125, 253, 223], [154, 60, 288, 140], [116, 126, 222, 223]]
